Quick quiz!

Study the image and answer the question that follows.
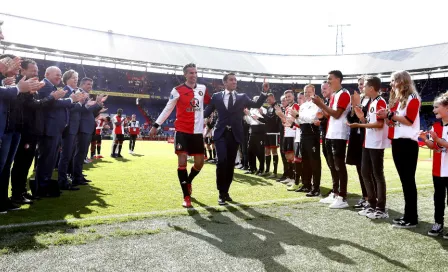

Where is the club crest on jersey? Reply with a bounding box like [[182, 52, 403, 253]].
[[169, 94, 174, 100], [198, 91, 203, 96], [370, 107, 374, 113], [176, 143, 182, 150]]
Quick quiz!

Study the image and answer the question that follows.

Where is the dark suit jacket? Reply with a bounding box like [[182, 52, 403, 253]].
[[21, 92, 56, 136], [204, 91, 266, 144], [38, 79, 74, 136], [79, 90, 101, 134], [0, 86, 18, 138], [63, 86, 85, 135]]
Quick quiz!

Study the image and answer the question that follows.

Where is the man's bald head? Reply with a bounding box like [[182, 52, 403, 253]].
[[45, 66, 62, 86]]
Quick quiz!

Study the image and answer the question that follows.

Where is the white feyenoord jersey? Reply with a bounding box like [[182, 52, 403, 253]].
[[284, 103, 299, 137], [430, 122, 448, 177], [326, 88, 351, 140], [387, 93, 420, 141], [364, 96, 389, 149]]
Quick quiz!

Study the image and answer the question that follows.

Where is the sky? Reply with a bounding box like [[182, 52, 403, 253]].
[[1, 0, 448, 55]]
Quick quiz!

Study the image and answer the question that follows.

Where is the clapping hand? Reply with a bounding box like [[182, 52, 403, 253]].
[[316, 111, 324, 119], [429, 130, 439, 141], [290, 108, 298, 118], [3, 77, 15, 86], [50, 89, 67, 100], [311, 95, 324, 107], [17, 76, 45, 93], [347, 122, 359, 129], [0, 56, 21, 76], [70, 91, 84, 103], [86, 98, 97, 107], [352, 91, 361, 107], [376, 108, 388, 119], [354, 106, 364, 120], [99, 107, 108, 113], [418, 130, 428, 140]]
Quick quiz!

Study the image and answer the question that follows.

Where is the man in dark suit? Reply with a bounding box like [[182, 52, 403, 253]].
[[35, 66, 83, 197], [58, 69, 86, 191], [72, 77, 104, 186], [204, 73, 269, 205], [10, 59, 66, 203]]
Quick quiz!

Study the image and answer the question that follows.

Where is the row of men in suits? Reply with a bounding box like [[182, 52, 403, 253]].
[[0, 52, 107, 213]]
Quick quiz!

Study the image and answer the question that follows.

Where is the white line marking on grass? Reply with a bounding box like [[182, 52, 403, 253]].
[[0, 184, 433, 230]]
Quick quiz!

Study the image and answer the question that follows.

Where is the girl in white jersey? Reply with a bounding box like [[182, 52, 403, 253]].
[[348, 76, 389, 219], [419, 92, 448, 238], [377, 70, 421, 228]]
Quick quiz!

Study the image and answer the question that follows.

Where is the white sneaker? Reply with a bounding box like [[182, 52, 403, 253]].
[[358, 207, 375, 216], [367, 210, 389, 219], [329, 196, 349, 209], [286, 181, 295, 187], [319, 193, 335, 204], [129, 150, 132, 154], [281, 178, 292, 184]]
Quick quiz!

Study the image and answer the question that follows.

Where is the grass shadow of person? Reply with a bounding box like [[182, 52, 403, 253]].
[[170, 198, 411, 271], [0, 184, 112, 254], [233, 172, 273, 187]]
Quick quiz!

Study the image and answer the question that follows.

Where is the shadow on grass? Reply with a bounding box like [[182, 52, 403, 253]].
[[0, 184, 111, 254], [233, 172, 273, 186], [171, 198, 412, 272]]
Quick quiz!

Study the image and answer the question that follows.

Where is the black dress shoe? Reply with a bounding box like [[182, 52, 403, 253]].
[[82, 178, 92, 183], [225, 195, 233, 202], [61, 185, 80, 191], [11, 195, 34, 204], [218, 197, 227, 206], [23, 192, 40, 201], [73, 181, 88, 186]]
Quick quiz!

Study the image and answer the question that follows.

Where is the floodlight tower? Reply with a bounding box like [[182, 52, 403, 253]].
[[328, 24, 351, 55]]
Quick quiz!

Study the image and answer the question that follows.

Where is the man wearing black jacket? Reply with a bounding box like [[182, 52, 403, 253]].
[[244, 96, 267, 176], [261, 93, 281, 178], [10, 59, 66, 203]]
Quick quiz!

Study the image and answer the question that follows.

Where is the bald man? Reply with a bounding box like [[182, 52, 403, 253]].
[[34, 66, 82, 197]]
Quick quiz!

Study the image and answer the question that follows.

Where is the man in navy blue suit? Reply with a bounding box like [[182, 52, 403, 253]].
[[58, 69, 87, 191], [72, 77, 105, 186], [204, 73, 269, 205], [35, 66, 83, 197]]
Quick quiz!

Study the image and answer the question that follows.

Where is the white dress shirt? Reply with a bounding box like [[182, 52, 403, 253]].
[[223, 89, 236, 109], [298, 100, 320, 124]]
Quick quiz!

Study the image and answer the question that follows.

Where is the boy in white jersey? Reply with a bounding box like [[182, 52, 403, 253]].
[[347, 76, 389, 219], [312, 70, 351, 209]]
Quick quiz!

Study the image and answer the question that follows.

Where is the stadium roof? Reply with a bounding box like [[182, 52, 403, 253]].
[[2, 13, 448, 79]]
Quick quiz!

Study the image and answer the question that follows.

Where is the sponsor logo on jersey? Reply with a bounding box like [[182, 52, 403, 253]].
[[190, 98, 200, 108], [198, 91, 203, 96]]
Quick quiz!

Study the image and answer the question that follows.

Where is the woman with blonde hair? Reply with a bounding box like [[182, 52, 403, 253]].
[[377, 70, 421, 228]]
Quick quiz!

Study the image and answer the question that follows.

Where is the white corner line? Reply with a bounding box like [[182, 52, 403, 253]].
[[0, 184, 433, 230]]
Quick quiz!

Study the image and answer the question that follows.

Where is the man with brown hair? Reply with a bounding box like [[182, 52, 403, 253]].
[[204, 73, 269, 205], [150, 63, 210, 208]]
